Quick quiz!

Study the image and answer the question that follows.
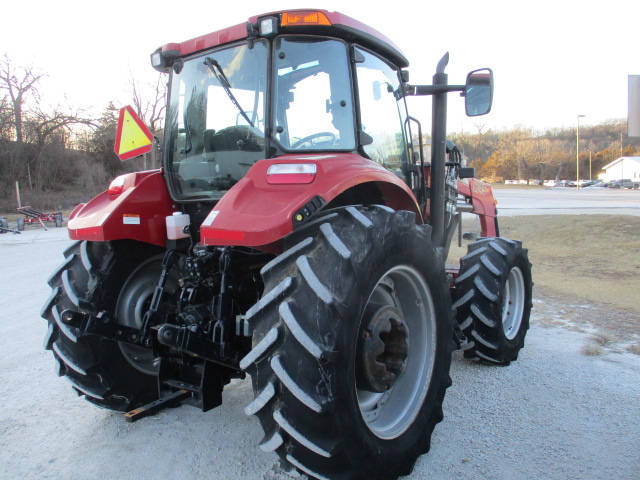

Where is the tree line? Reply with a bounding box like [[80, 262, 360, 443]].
[[451, 121, 639, 183], [0, 53, 165, 212], [1, 53, 638, 212]]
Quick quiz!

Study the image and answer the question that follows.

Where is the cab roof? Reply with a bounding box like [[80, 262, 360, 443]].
[[156, 9, 409, 68]]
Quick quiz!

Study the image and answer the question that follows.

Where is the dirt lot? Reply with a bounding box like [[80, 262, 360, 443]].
[[1, 190, 639, 480]]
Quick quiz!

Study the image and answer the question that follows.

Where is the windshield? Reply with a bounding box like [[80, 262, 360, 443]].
[[273, 37, 355, 150], [164, 36, 357, 201], [166, 41, 268, 200]]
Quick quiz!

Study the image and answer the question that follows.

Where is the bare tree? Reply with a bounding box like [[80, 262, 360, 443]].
[[0, 95, 13, 139], [24, 105, 94, 191], [0, 53, 45, 143], [128, 71, 167, 169], [129, 71, 167, 132]]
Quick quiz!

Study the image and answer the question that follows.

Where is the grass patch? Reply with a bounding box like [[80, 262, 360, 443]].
[[588, 332, 618, 347], [581, 344, 604, 356], [499, 215, 640, 314], [449, 214, 640, 317]]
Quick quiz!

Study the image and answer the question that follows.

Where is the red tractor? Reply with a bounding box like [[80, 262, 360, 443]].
[[43, 10, 532, 480]]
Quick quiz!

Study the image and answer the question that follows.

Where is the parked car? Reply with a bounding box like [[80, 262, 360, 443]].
[[583, 180, 606, 188], [607, 179, 633, 189]]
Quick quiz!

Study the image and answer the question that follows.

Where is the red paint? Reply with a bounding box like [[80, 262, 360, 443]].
[[201, 153, 420, 251], [266, 173, 315, 184], [67, 170, 174, 247], [205, 229, 245, 241], [457, 178, 498, 237], [66, 155, 419, 251], [157, 10, 407, 67]]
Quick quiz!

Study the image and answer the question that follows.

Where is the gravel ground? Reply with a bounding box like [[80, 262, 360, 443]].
[[1, 227, 639, 480]]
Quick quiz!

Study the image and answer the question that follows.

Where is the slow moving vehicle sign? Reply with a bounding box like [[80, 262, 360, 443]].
[[114, 105, 153, 161]]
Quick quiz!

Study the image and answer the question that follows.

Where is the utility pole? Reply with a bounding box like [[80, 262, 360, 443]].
[[577, 115, 585, 189], [620, 133, 623, 157], [620, 133, 624, 180], [15, 181, 22, 208]]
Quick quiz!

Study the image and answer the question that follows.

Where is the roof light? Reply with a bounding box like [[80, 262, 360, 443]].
[[108, 175, 127, 195], [267, 163, 317, 184], [150, 46, 180, 73], [150, 52, 163, 69], [281, 11, 332, 27], [259, 17, 278, 36]]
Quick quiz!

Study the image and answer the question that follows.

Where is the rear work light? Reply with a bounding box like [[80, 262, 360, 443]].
[[259, 17, 278, 36], [266, 164, 317, 184], [107, 175, 127, 195], [281, 11, 332, 27], [150, 46, 180, 73]]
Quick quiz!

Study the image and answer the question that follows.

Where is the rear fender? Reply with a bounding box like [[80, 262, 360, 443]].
[[67, 170, 175, 246], [201, 153, 420, 253]]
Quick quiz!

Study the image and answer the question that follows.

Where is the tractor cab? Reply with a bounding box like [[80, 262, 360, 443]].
[[153, 11, 419, 203]]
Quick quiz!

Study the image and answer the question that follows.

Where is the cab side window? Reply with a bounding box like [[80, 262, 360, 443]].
[[355, 48, 407, 175]]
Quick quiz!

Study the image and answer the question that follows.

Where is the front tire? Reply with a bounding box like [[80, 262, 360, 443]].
[[241, 206, 453, 480], [454, 237, 533, 365], [42, 240, 171, 411]]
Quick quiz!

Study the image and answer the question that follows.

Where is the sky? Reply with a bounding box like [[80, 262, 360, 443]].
[[1, 0, 638, 134]]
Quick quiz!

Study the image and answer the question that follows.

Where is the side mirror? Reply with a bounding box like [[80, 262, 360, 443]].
[[464, 68, 493, 117]]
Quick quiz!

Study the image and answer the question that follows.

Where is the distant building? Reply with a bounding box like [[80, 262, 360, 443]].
[[600, 156, 640, 181]]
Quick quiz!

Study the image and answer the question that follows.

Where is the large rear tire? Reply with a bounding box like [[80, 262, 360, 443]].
[[41, 240, 175, 411], [241, 206, 453, 480], [454, 237, 533, 365]]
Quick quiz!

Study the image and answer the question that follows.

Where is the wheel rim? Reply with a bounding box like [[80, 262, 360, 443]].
[[116, 257, 179, 375], [356, 265, 437, 440], [501, 266, 525, 340]]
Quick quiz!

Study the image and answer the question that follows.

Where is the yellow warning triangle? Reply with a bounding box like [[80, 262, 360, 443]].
[[114, 106, 153, 160]]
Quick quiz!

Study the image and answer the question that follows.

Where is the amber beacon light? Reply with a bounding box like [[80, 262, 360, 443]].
[[281, 11, 332, 26]]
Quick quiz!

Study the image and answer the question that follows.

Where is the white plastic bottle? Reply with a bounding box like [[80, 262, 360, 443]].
[[166, 212, 190, 240]]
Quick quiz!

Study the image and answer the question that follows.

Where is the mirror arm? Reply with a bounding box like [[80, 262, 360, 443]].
[[404, 84, 466, 96]]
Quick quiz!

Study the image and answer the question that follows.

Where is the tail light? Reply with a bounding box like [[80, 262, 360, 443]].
[[266, 164, 317, 184], [108, 175, 128, 195]]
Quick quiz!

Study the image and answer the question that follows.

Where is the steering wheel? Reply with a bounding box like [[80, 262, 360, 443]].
[[291, 132, 336, 149]]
